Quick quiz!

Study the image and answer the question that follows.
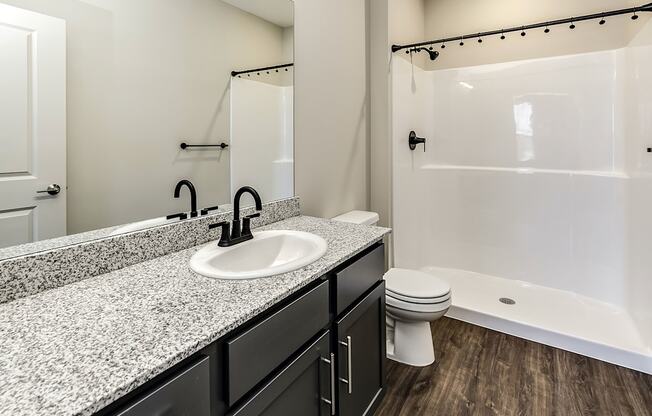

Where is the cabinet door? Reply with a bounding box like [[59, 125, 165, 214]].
[[336, 282, 386, 416], [229, 331, 335, 416]]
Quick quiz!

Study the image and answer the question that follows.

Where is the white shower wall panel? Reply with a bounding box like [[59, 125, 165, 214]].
[[392, 49, 634, 312], [231, 78, 294, 203], [428, 51, 624, 172], [412, 167, 626, 306], [624, 29, 652, 347], [392, 26, 652, 368]]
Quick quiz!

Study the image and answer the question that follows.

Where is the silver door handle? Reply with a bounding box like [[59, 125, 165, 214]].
[[36, 184, 61, 196], [338, 336, 352, 394], [320, 353, 336, 415]]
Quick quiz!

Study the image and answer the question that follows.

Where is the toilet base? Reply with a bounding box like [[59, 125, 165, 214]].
[[386, 320, 435, 367]]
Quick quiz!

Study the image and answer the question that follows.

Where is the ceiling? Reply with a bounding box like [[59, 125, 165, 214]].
[[222, 0, 294, 28]]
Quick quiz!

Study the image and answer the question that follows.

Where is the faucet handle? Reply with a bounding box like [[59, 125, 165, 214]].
[[201, 206, 219, 216], [242, 213, 260, 236], [166, 212, 188, 221], [209, 221, 229, 230], [209, 221, 231, 246]]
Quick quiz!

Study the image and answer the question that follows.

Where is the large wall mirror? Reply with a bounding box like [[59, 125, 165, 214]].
[[0, 0, 294, 259]]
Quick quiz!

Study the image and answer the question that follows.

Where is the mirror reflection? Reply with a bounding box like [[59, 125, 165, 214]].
[[0, 0, 294, 258]]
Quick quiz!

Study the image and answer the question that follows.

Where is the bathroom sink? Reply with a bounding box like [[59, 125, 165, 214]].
[[189, 230, 328, 279]]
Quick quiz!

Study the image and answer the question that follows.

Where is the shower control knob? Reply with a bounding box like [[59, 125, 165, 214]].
[[409, 131, 427, 152]]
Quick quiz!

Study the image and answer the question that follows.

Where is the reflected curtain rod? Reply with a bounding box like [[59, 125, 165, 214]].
[[391, 2, 652, 53], [231, 63, 294, 77]]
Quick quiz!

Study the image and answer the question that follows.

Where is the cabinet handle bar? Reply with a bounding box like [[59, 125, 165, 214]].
[[338, 336, 353, 394]]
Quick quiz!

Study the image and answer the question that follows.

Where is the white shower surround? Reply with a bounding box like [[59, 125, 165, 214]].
[[392, 38, 652, 373], [230, 78, 294, 203]]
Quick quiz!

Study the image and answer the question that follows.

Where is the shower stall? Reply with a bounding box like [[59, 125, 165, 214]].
[[391, 24, 652, 373]]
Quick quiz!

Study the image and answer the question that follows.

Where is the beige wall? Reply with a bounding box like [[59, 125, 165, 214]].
[[423, 0, 649, 70], [368, 0, 428, 230], [294, 0, 369, 218], [1, 0, 290, 234]]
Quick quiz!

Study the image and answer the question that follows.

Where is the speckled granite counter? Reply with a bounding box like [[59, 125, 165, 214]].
[[0, 216, 390, 416]]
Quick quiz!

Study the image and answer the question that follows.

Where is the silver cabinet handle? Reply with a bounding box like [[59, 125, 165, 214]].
[[320, 353, 336, 415], [36, 184, 61, 196], [338, 336, 352, 394]]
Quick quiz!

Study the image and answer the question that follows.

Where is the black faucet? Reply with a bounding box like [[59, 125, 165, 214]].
[[209, 186, 262, 247], [173, 180, 198, 218]]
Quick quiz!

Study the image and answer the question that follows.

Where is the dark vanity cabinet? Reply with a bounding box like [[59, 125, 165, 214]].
[[331, 244, 386, 416], [101, 243, 386, 416]]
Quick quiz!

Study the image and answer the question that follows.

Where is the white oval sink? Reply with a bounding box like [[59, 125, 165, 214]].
[[190, 230, 328, 280]]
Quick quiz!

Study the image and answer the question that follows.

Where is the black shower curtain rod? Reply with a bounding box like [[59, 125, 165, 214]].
[[231, 63, 294, 77], [391, 2, 652, 53]]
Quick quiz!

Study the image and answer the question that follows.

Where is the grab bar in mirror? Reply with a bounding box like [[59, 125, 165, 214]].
[[180, 142, 229, 150]]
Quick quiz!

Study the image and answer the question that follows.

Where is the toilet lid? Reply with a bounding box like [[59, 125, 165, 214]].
[[384, 268, 451, 300]]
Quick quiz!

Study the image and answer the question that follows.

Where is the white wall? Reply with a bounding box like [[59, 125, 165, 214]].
[[230, 78, 293, 202], [294, 0, 369, 219], [0, 0, 291, 233]]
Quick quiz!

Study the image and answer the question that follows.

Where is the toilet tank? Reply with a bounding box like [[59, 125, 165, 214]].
[[332, 210, 379, 226]]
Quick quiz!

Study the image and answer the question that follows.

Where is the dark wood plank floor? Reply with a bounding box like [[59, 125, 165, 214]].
[[375, 318, 652, 416]]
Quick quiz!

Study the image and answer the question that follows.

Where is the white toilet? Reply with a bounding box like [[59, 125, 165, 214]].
[[332, 211, 452, 367]]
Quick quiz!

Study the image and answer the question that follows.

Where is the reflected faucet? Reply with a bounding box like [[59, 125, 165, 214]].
[[174, 180, 198, 218], [209, 186, 263, 247]]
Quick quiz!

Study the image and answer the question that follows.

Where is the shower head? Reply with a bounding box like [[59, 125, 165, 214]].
[[411, 47, 440, 61], [426, 49, 440, 61]]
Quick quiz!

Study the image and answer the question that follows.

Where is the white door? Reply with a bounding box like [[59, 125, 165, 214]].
[[0, 4, 66, 249]]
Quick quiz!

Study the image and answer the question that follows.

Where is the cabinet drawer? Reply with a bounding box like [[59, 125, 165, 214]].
[[336, 244, 385, 315], [228, 331, 332, 416], [226, 280, 330, 405], [114, 356, 210, 416]]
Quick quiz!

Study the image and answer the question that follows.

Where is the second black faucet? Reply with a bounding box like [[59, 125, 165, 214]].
[[173, 179, 198, 218]]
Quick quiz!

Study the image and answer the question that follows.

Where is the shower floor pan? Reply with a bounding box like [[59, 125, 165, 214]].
[[421, 266, 652, 375]]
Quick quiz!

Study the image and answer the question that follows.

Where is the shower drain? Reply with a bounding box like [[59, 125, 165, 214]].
[[499, 297, 516, 305]]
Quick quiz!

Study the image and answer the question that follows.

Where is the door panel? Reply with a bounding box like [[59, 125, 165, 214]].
[[0, 25, 33, 174], [0, 4, 66, 249], [336, 282, 386, 416], [0, 208, 35, 247]]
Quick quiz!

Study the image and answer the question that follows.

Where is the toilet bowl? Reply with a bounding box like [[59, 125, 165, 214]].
[[384, 268, 451, 366], [332, 210, 452, 367]]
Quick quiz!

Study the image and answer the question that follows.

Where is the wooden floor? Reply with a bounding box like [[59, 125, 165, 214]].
[[375, 318, 652, 416]]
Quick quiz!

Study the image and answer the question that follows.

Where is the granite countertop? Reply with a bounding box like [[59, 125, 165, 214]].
[[0, 216, 390, 416]]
